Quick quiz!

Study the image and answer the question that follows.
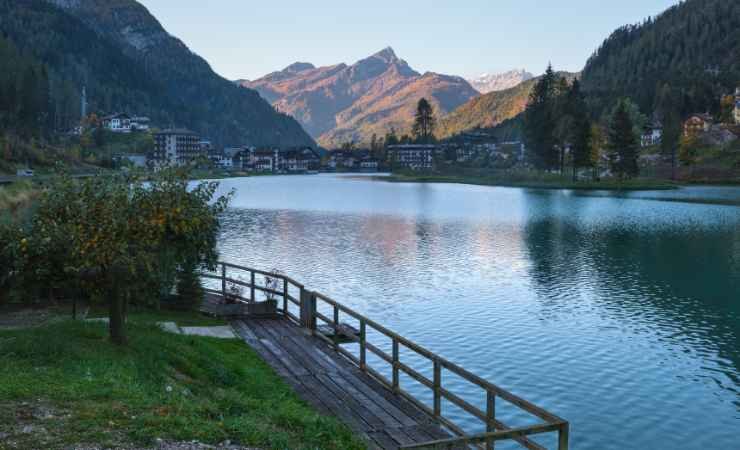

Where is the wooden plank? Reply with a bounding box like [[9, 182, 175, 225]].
[[368, 430, 403, 450], [258, 336, 311, 377], [294, 374, 374, 433], [315, 373, 387, 430], [326, 371, 406, 428], [384, 427, 418, 447]]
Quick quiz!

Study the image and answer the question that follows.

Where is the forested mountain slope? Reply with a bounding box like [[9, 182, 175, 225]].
[[0, 0, 313, 147], [438, 73, 577, 139], [581, 0, 740, 118]]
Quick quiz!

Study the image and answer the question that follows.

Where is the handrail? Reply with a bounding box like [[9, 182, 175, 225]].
[[201, 261, 569, 450]]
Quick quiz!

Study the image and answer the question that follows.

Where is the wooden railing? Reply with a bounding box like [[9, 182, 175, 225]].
[[202, 262, 569, 450]]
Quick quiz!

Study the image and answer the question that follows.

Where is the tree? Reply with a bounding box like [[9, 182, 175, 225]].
[[678, 132, 699, 168], [719, 94, 735, 124], [384, 128, 399, 147], [589, 124, 607, 180], [560, 79, 592, 181], [11, 169, 231, 345], [524, 64, 559, 170], [655, 84, 683, 180], [607, 99, 640, 179], [412, 98, 436, 143]]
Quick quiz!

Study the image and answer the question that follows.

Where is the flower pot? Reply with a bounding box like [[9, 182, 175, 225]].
[[247, 299, 278, 317]]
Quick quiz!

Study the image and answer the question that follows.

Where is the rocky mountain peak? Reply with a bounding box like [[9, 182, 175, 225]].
[[283, 62, 316, 73], [467, 69, 534, 94]]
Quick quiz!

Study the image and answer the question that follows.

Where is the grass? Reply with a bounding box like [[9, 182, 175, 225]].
[[0, 309, 365, 450], [384, 171, 679, 191]]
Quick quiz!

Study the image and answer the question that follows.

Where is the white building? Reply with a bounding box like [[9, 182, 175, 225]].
[[641, 122, 663, 147], [103, 113, 132, 133], [103, 113, 150, 133], [388, 145, 435, 170], [152, 128, 202, 167], [131, 116, 150, 131]]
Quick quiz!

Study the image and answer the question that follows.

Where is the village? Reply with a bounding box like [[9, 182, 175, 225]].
[[12, 86, 738, 180]]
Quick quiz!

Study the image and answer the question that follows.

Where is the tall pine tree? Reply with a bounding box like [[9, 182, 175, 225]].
[[524, 64, 558, 170], [412, 98, 436, 144], [608, 99, 640, 179]]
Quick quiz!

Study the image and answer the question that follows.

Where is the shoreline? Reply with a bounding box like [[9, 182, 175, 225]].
[[380, 173, 685, 191]]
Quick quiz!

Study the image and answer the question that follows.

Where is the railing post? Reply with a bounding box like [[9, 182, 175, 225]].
[[333, 305, 339, 350], [221, 263, 227, 297], [433, 359, 441, 418], [486, 390, 496, 450], [558, 422, 569, 450], [310, 292, 317, 331], [250, 270, 255, 303], [392, 339, 399, 393], [282, 278, 288, 315], [359, 320, 367, 370]]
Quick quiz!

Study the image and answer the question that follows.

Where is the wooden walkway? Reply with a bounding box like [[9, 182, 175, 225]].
[[231, 317, 452, 450]]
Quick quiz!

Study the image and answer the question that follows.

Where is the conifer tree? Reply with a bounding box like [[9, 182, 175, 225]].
[[608, 99, 640, 179], [412, 98, 436, 144], [524, 64, 559, 170]]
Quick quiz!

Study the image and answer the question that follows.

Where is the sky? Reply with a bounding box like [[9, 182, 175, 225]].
[[139, 0, 680, 81]]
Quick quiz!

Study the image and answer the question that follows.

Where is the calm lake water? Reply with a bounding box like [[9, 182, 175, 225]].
[[211, 174, 740, 450]]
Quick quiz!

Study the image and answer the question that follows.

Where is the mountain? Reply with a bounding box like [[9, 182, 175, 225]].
[[581, 0, 740, 118], [467, 70, 534, 94], [0, 0, 314, 147], [438, 72, 577, 139], [241, 48, 479, 147]]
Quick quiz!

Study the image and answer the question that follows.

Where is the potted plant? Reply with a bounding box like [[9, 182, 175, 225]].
[[248, 269, 282, 316]]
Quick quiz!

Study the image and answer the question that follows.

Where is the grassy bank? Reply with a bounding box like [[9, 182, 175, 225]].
[[384, 172, 680, 191], [0, 309, 364, 450]]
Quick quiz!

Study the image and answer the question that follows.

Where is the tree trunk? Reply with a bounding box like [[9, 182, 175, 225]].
[[109, 288, 127, 346], [572, 163, 577, 182]]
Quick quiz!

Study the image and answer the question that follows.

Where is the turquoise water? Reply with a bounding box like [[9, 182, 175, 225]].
[[213, 174, 740, 450]]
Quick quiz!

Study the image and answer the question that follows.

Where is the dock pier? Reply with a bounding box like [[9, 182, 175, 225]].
[[201, 262, 569, 450]]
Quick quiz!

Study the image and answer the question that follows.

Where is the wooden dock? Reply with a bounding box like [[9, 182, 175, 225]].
[[231, 316, 451, 449], [201, 263, 569, 450]]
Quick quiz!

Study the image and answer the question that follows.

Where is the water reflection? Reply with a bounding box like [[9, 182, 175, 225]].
[[214, 175, 740, 450]]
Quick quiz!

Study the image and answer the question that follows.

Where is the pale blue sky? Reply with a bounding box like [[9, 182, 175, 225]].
[[139, 0, 680, 81]]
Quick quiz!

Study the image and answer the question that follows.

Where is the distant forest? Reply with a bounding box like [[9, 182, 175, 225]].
[[0, 0, 313, 147], [581, 0, 740, 120]]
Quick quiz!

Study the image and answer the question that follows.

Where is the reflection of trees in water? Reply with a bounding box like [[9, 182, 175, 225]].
[[522, 193, 740, 397]]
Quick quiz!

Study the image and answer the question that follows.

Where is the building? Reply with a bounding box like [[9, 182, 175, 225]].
[[213, 154, 234, 170], [130, 116, 150, 131], [102, 113, 150, 133], [152, 128, 202, 167], [102, 113, 132, 133], [684, 114, 714, 136], [359, 158, 379, 172], [387, 145, 435, 170], [251, 148, 280, 172], [641, 121, 663, 147], [281, 147, 321, 173], [328, 150, 360, 170]]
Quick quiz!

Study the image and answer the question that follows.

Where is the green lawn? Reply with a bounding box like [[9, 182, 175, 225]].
[[0, 311, 365, 450]]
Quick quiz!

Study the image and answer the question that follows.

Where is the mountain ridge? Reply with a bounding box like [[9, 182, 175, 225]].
[[240, 47, 478, 147], [467, 69, 534, 94], [438, 72, 578, 139]]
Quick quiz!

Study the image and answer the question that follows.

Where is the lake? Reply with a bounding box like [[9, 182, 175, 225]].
[[212, 174, 740, 450]]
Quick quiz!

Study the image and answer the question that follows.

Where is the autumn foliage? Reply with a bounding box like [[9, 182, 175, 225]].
[[0, 169, 231, 344]]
